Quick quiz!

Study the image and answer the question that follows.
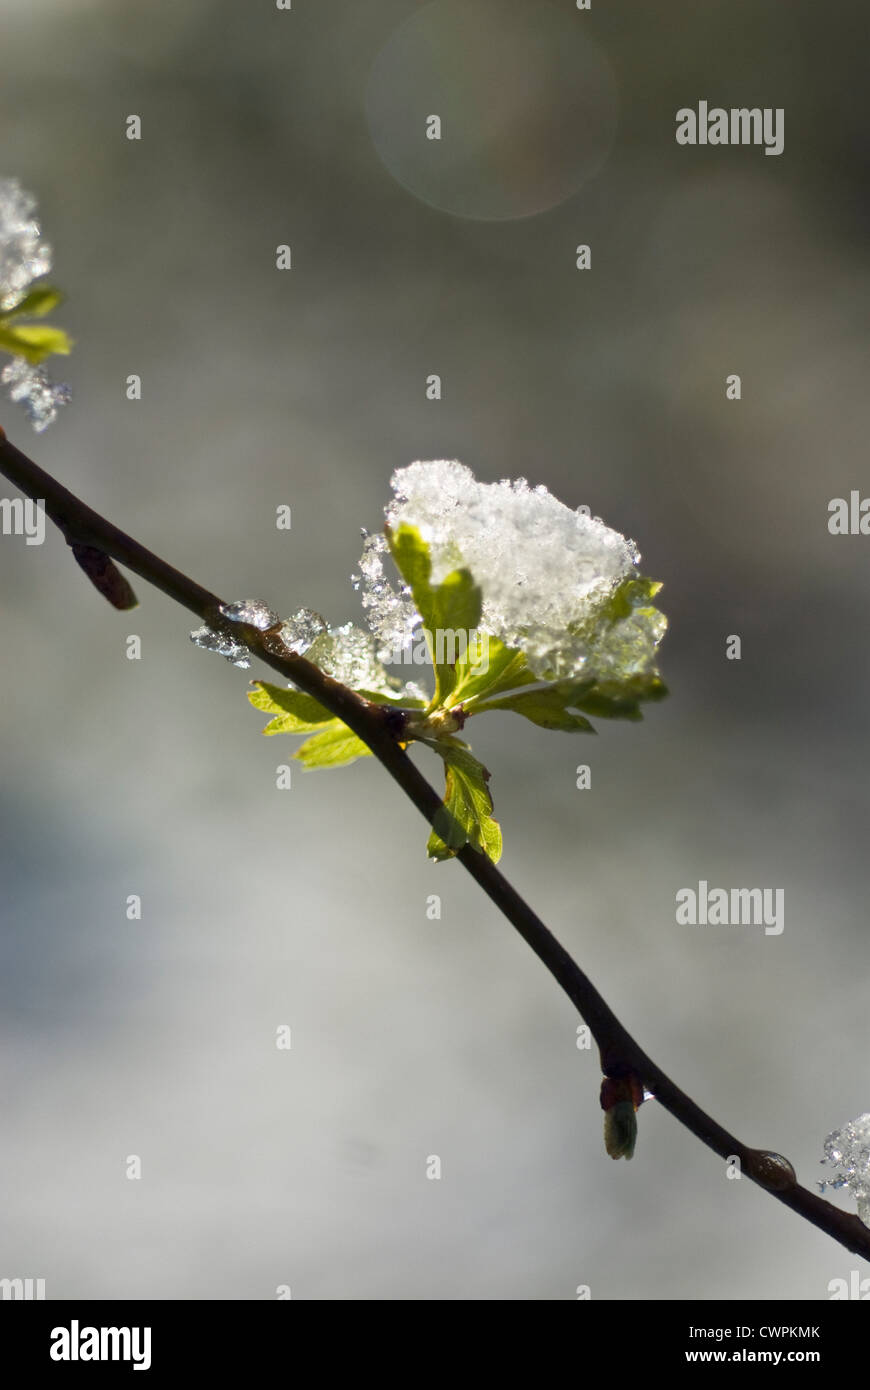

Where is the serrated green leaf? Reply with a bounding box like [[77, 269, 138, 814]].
[[476, 686, 596, 732], [427, 743, 502, 864], [248, 681, 371, 766], [451, 636, 537, 709], [474, 670, 666, 726], [0, 321, 73, 364], [356, 688, 427, 710], [248, 681, 336, 732], [569, 672, 668, 721], [2, 285, 62, 318], [294, 725, 373, 769], [387, 524, 482, 711]]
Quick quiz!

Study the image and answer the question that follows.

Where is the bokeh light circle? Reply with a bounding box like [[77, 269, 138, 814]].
[[365, 0, 619, 222]]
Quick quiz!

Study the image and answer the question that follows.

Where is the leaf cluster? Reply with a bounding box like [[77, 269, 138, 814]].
[[0, 285, 72, 364], [249, 525, 666, 864]]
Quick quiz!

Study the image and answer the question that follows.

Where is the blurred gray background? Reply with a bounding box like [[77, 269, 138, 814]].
[[1, 0, 868, 1300]]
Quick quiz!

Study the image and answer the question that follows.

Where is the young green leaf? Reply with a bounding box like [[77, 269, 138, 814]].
[[387, 524, 481, 711], [567, 672, 667, 721], [475, 686, 596, 732], [294, 726, 373, 769], [0, 320, 73, 364], [448, 634, 535, 708], [472, 670, 665, 726], [426, 742, 502, 864], [355, 688, 427, 710], [248, 682, 337, 734], [1, 285, 63, 319], [249, 681, 371, 767]]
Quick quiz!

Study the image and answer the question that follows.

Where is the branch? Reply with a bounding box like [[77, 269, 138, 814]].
[[2, 423, 868, 1260]]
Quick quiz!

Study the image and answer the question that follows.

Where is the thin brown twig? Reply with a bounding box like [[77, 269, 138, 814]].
[[2, 423, 867, 1260]]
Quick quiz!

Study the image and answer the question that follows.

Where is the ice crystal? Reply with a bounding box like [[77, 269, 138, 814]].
[[819, 1113, 870, 1226], [307, 622, 426, 702], [0, 178, 52, 312], [308, 622, 399, 689], [358, 460, 661, 680], [192, 604, 424, 701], [219, 599, 280, 630], [189, 623, 251, 668], [352, 530, 420, 661], [218, 602, 330, 657], [1, 357, 71, 433], [193, 599, 284, 669], [275, 608, 329, 654]]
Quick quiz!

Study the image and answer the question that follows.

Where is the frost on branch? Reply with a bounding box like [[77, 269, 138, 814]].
[[297, 623, 426, 704], [191, 601, 326, 669], [819, 1113, 870, 1226], [305, 622, 416, 695], [194, 600, 426, 704], [0, 177, 71, 431], [357, 460, 666, 682]]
